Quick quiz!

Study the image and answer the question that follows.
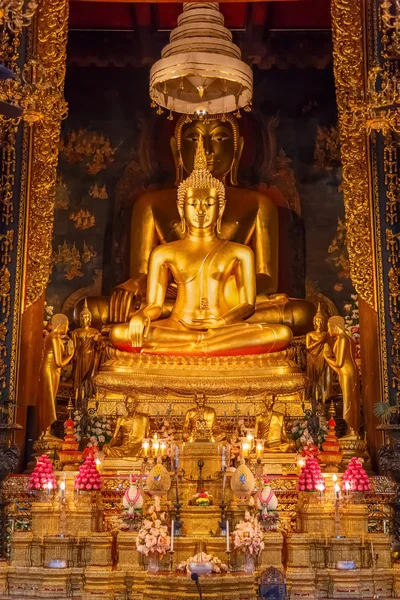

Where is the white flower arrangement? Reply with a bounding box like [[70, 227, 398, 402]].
[[177, 553, 228, 574], [136, 497, 170, 557], [232, 511, 264, 556], [73, 411, 114, 448], [291, 416, 328, 453]]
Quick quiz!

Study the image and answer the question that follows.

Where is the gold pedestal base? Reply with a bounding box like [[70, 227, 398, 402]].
[[102, 457, 142, 473], [142, 572, 257, 600], [95, 350, 307, 400]]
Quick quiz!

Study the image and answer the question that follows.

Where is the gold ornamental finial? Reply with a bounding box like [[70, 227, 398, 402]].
[[80, 297, 92, 319], [194, 134, 207, 170]]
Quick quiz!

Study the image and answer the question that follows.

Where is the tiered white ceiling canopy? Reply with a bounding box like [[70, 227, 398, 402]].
[[149, 2, 253, 116]]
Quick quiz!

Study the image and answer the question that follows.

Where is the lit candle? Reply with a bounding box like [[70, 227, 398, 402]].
[[160, 442, 166, 457], [241, 441, 249, 458], [317, 482, 325, 499], [152, 434, 160, 457], [334, 483, 340, 500], [332, 474, 338, 483], [344, 480, 351, 498], [221, 446, 226, 472], [226, 520, 230, 552], [142, 440, 149, 457], [175, 445, 179, 470], [60, 480, 66, 498], [246, 432, 254, 443], [47, 481, 53, 497], [256, 442, 263, 460], [170, 519, 175, 552], [95, 458, 101, 472]]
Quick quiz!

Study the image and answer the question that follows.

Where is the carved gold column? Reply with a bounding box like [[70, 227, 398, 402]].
[[16, 0, 68, 448], [331, 0, 384, 464]]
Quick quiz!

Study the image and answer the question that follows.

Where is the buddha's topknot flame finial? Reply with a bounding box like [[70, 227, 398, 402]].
[[194, 134, 207, 170]]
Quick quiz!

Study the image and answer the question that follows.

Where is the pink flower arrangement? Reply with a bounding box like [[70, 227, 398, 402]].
[[297, 456, 325, 491], [136, 498, 170, 557], [29, 455, 57, 491], [342, 457, 370, 492], [74, 455, 102, 490], [232, 511, 264, 556]]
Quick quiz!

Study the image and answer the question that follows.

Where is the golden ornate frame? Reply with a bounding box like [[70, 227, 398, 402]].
[[331, 0, 376, 311], [24, 0, 69, 310]]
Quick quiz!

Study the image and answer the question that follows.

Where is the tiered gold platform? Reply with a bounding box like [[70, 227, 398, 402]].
[[95, 349, 307, 402]]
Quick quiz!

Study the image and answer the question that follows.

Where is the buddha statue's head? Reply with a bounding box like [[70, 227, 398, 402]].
[[328, 315, 346, 337], [263, 394, 275, 412], [171, 113, 244, 186], [80, 298, 92, 328], [194, 393, 207, 409], [313, 303, 326, 332], [51, 313, 69, 335], [125, 394, 139, 415], [177, 135, 226, 235]]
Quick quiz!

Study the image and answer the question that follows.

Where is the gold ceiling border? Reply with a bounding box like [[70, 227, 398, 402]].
[[331, 0, 375, 309], [24, 0, 68, 310]]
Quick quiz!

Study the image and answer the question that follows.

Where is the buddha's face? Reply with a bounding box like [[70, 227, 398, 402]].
[[184, 187, 220, 231], [180, 120, 235, 180], [314, 316, 323, 331], [264, 398, 274, 412], [126, 397, 139, 415], [195, 394, 206, 408], [80, 313, 91, 327]]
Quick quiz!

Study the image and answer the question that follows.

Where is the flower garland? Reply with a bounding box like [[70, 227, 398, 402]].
[[232, 511, 264, 556], [73, 410, 113, 448], [177, 553, 228, 574], [291, 416, 328, 453], [136, 497, 170, 557]]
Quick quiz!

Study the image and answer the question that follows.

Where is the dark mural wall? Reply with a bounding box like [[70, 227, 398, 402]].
[[46, 30, 357, 342]]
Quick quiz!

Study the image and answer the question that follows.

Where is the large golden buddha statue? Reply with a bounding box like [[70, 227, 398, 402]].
[[106, 114, 313, 336], [109, 137, 292, 356]]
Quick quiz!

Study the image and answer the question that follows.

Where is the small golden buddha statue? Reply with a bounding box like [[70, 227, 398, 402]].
[[305, 303, 333, 402], [324, 316, 360, 437], [37, 314, 74, 440], [109, 136, 293, 356], [182, 393, 225, 443], [108, 114, 314, 335], [103, 395, 150, 458], [71, 299, 105, 406], [255, 394, 294, 452]]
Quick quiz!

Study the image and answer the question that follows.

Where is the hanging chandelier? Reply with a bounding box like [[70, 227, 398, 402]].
[[149, 2, 253, 117]]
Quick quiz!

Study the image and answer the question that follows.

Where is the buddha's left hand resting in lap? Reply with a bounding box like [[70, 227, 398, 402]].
[[110, 136, 292, 356]]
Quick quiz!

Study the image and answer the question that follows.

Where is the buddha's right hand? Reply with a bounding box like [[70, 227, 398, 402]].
[[128, 313, 151, 349], [109, 276, 146, 323]]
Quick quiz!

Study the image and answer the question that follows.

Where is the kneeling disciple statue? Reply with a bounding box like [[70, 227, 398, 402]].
[[110, 136, 293, 356], [103, 395, 150, 458]]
